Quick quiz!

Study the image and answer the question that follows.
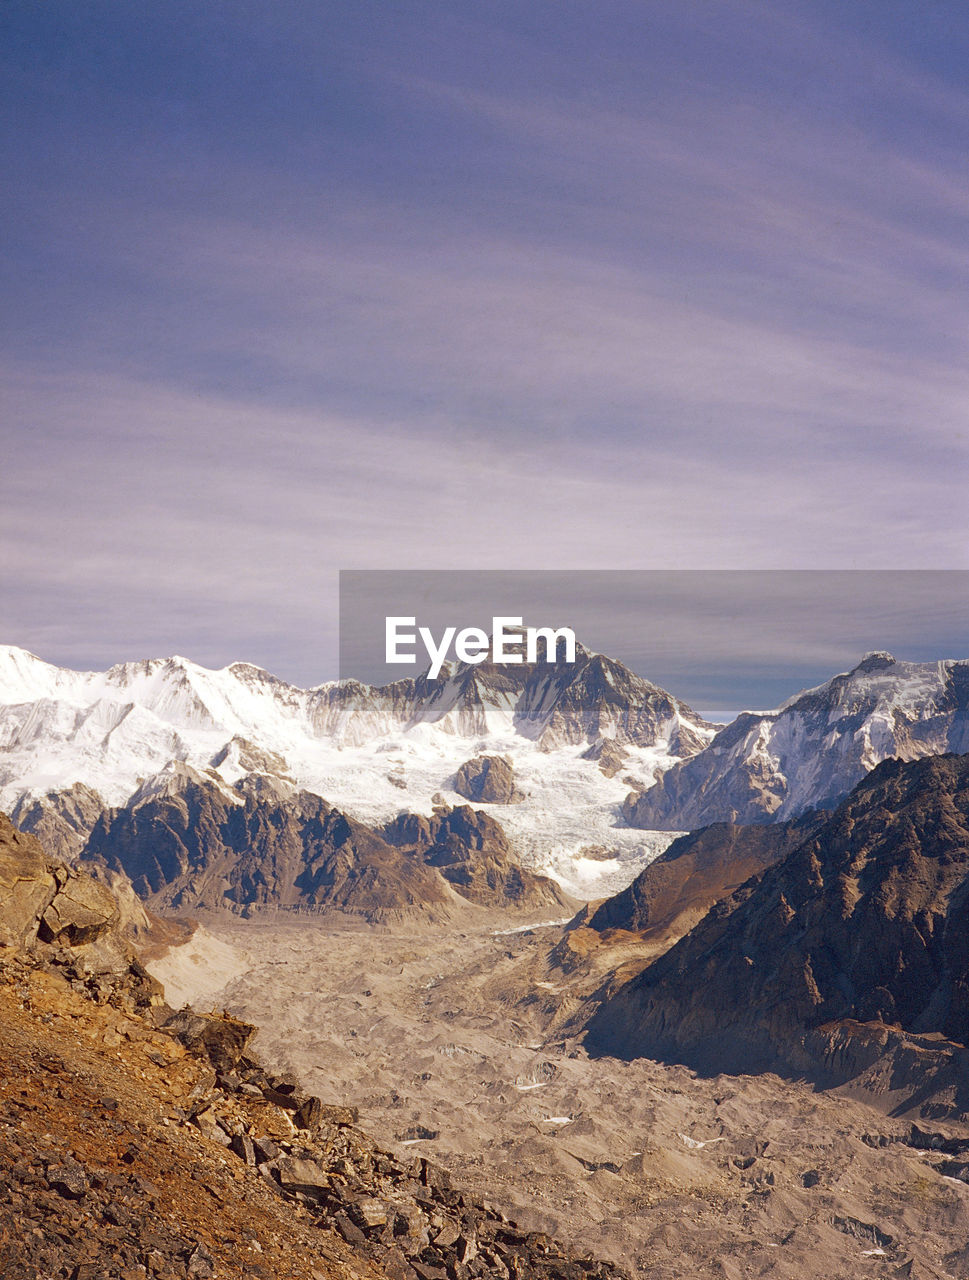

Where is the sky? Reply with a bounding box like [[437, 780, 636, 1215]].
[[2, 0, 968, 693]]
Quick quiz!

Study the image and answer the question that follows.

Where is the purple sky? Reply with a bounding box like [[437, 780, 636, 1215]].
[[2, 1, 968, 690]]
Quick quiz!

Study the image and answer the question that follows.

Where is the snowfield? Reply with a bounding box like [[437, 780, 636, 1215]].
[[0, 645, 693, 897]]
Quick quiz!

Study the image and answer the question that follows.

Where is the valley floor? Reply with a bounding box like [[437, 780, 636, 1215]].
[[163, 911, 969, 1280]]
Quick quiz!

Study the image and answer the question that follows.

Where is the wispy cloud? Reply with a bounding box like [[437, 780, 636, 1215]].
[[2, 0, 968, 687]]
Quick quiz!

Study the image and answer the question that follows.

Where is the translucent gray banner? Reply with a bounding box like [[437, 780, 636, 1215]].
[[339, 570, 969, 721]]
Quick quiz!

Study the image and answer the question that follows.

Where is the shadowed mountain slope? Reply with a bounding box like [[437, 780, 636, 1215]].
[[81, 770, 570, 920], [586, 810, 826, 946], [588, 754, 969, 1108]]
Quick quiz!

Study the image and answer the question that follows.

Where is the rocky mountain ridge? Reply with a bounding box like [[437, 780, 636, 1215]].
[[584, 809, 827, 948], [0, 643, 712, 895], [624, 652, 969, 830], [586, 752, 969, 1117], [4, 644, 969, 902], [79, 766, 573, 919]]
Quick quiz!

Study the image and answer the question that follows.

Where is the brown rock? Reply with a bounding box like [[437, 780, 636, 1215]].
[[40, 873, 120, 946], [0, 816, 57, 949], [349, 1196, 390, 1228], [454, 756, 523, 805], [164, 1008, 255, 1073], [276, 1156, 330, 1199]]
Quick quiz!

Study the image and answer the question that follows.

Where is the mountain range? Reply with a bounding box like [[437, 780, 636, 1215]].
[[2, 643, 968, 907]]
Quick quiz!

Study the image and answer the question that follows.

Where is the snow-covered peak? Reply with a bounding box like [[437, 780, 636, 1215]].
[[0, 640, 699, 900], [626, 654, 969, 831], [0, 645, 89, 703]]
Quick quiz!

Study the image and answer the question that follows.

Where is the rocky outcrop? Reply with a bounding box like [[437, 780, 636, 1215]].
[[587, 754, 969, 1113], [580, 738, 628, 778], [587, 810, 826, 946], [0, 813, 58, 950], [9, 781, 106, 861], [381, 805, 575, 912], [624, 653, 969, 831], [82, 773, 567, 919], [454, 755, 523, 804], [0, 811, 157, 986], [82, 774, 460, 920]]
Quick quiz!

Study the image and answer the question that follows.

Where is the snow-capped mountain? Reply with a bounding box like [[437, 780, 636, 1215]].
[[0, 643, 710, 897], [624, 652, 969, 830]]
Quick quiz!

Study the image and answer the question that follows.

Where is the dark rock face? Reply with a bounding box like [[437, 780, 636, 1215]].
[[587, 811, 826, 945], [624, 655, 969, 831], [83, 773, 567, 917], [587, 755, 969, 1094], [164, 1008, 256, 1073], [382, 805, 574, 912], [454, 755, 523, 804], [82, 777, 458, 919], [580, 739, 629, 779], [9, 782, 106, 862]]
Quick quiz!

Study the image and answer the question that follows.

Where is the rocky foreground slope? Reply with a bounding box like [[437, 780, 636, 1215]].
[[0, 813, 622, 1280], [587, 753, 969, 1113]]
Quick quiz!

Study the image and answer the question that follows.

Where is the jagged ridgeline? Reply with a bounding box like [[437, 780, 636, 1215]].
[[2, 644, 969, 914], [586, 753, 969, 1115], [79, 769, 574, 918], [0, 642, 714, 884], [623, 653, 969, 830]]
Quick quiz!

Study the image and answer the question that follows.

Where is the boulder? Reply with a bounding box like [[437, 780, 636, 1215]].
[[0, 829, 56, 949], [163, 1008, 256, 1072], [40, 873, 119, 946], [454, 757, 523, 805], [276, 1156, 330, 1199]]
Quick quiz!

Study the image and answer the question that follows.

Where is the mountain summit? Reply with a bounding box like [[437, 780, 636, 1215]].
[[624, 654, 969, 830]]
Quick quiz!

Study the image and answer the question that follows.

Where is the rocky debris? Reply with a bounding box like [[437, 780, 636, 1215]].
[[381, 806, 573, 912], [0, 952, 627, 1280], [188, 1051, 627, 1280], [623, 653, 969, 831], [164, 1008, 256, 1073], [587, 754, 969, 1115], [454, 757, 523, 806], [586, 810, 826, 945], [0, 954, 380, 1280], [0, 808, 627, 1280], [580, 740, 628, 779]]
